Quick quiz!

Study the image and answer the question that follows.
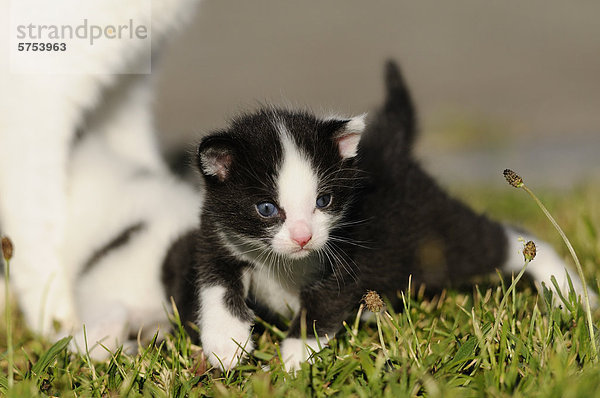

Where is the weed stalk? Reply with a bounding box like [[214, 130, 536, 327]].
[[489, 241, 534, 360], [503, 169, 597, 362], [363, 291, 390, 363]]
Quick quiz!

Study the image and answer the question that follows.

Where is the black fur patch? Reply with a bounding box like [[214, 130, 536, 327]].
[[81, 222, 146, 274], [161, 229, 200, 338]]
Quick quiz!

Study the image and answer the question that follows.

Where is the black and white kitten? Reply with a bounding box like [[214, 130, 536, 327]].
[[175, 61, 595, 372]]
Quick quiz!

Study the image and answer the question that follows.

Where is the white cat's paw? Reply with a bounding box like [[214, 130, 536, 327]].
[[71, 305, 129, 361], [21, 287, 79, 337], [280, 337, 323, 373]]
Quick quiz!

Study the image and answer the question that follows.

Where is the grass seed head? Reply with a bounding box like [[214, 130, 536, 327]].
[[503, 169, 524, 188], [523, 240, 536, 262], [2, 236, 13, 261], [363, 290, 384, 313]]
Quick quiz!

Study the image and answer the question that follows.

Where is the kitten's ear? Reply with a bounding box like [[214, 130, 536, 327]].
[[197, 134, 235, 182], [334, 114, 367, 159]]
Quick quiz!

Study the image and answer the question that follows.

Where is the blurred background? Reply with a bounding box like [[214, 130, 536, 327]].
[[154, 0, 600, 189]]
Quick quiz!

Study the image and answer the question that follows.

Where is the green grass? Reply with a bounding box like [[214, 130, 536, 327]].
[[2, 184, 600, 397]]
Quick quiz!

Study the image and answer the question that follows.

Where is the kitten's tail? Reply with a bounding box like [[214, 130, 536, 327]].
[[370, 60, 418, 154]]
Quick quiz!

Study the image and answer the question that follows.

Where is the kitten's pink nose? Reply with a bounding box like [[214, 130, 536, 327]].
[[290, 222, 312, 248]]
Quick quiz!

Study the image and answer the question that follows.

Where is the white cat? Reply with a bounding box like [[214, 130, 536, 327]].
[[0, 0, 200, 336], [67, 134, 200, 359], [2, 131, 201, 360], [0, 134, 202, 359]]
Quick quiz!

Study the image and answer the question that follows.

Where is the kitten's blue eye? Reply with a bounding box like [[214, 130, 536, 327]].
[[256, 202, 279, 217], [316, 194, 332, 209]]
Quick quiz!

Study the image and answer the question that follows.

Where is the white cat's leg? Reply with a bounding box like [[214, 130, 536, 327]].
[[0, 94, 80, 334], [502, 226, 597, 306], [0, 59, 116, 333]]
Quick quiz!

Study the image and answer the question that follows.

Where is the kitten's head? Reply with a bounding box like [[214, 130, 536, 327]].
[[197, 108, 365, 261]]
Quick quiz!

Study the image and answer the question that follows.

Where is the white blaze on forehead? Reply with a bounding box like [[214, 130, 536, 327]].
[[276, 123, 318, 222]]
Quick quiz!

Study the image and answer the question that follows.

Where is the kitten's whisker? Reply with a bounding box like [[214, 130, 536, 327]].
[[231, 241, 270, 288], [328, 236, 372, 249], [316, 248, 324, 263], [265, 249, 278, 283], [233, 245, 273, 297], [334, 217, 373, 227], [322, 184, 358, 189], [321, 245, 341, 292], [281, 253, 293, 281], [323, 177, 366, 182], [327, 242, 359, 283], [233, 245, 266, 257], [335, 243, 360, 275], [325, 245, 347, 289], [328, 234, 371, 244], [256, 246, 276, 282]]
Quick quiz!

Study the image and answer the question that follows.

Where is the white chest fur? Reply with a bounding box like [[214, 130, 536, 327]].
[[218, 229, 323, 318], [247, 254, 322, 318], [249, 266, 301, 318]]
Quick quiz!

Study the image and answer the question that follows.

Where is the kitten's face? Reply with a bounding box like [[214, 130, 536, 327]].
[[198, 109, 365, 263]]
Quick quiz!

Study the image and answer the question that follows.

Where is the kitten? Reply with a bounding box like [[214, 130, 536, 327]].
[[0, 0, 200, 336], [0, 132, 201, 360], [177, 61, 595, 372]]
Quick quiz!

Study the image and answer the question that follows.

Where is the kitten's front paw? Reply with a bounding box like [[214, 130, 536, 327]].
[[199, 286, 255, 371], [280, 337, 323, 373], [201, 328, 254, 372]]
